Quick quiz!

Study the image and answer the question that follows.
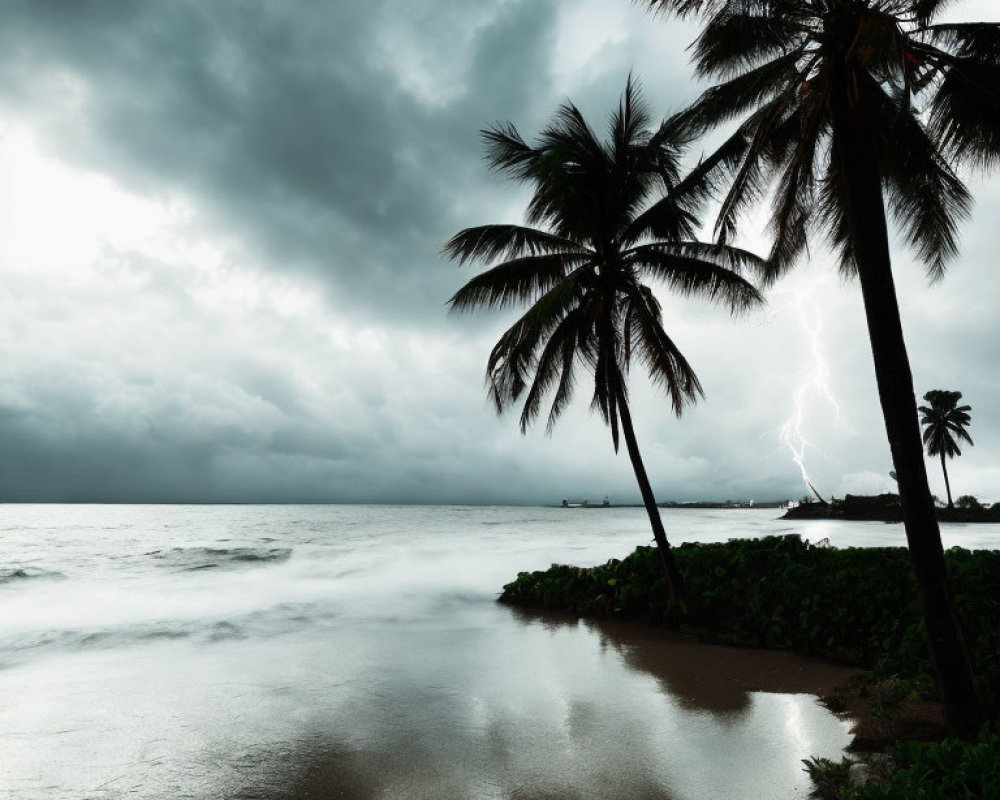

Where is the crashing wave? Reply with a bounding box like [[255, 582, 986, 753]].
[[144, 546, 292, 572], [0, 566, 66, 585]]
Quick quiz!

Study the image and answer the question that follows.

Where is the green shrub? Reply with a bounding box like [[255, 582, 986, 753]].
[[800, 727, 1000, 799], [851, 726, 1000, 799], [803, 755, 854, 799]]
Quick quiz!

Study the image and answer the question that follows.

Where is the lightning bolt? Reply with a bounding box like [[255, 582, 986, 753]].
[[776, 283, 840, 503]]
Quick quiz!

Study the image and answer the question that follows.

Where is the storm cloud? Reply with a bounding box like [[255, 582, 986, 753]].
[[0, 0, 998, 506]]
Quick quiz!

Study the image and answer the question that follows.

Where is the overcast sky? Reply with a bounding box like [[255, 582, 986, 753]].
[[0, 0, 998, 505]]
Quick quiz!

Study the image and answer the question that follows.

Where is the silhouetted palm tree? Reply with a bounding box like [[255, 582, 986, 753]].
[[640, 0, 998, 729], [920, 390, 973, 508], [443, 79, 763, 600]]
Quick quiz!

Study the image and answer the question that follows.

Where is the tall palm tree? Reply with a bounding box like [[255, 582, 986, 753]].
[[920, 389, 973, 508], [639, 0, 998, 729], [442, 79, 763, 600]]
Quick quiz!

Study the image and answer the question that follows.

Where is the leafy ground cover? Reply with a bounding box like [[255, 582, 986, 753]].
[[805, 725, 1000, 799]]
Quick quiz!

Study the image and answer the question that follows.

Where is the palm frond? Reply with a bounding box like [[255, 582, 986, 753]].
[[609, 76, 673, 236], [442, 225, 585, 267], [711, 97, 795, 244], [817, 136, 858, 277], [877, 86, 971, 280], [681, 50, 808, 132], [519, 103, 611, 238], [761, 91, 829, 282], [764, 125, 818, 283], [625, 284, 703, 415], [485, 278, 580, 413], [639, 0, 722, 20], [913, 0, 963, 28], [544, 315, 581, 433], [481, 124, 536, 180], [628, 244, 764, 314], [540, 102, 608, 170], [611, 73, 653, 156], [648, 110, 698, 163], [589, 320, 624, 451], [692, 6, 803, 79], [925, 23, 1000, 63], [929, 57, 1000, 168], [448, 252, 590, 312], [631, 240, 765, 275], [948, 420, 974, 446], [625, 195, 701, 243], [669, 123, 756, 214], [517, 308, 583, 433]]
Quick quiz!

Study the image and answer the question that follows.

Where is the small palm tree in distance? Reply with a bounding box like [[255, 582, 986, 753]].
[[919, 390, 973, 509], [442, 78, 763, 600]]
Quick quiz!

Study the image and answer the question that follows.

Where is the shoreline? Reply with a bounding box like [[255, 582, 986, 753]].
[[510, 607, 861, 711], [498, 535, 999, 762], [510, 607, 946, 755]]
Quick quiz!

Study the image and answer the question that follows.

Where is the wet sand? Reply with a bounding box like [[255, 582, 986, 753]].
[[219, 613, 860, 800], [579, 616, 861, 713]]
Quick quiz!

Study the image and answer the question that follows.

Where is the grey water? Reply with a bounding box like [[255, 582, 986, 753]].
[[1, 504, 996, 800]]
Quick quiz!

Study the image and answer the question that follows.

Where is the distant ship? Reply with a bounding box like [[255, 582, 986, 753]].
[[561, 496, 611, 508]]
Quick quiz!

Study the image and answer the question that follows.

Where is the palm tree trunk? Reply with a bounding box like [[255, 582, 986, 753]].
[[941, 452, 953, 508], [614, 383, 685, 602], [832, 82, 983, 732]]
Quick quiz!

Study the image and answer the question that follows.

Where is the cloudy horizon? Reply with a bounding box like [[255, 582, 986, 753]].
[[1, 0, 998, 506]]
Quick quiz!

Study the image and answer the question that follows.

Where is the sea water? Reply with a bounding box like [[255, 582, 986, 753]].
[[0, 504, 995, 799]]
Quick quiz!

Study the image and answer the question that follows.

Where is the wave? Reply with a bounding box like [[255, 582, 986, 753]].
[[0, 567, 66, 585], [0, 601, 329, 665], [144, 546, 292, 572]]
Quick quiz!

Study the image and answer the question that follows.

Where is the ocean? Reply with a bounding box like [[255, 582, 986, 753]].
[[1, 504, 996, 799]]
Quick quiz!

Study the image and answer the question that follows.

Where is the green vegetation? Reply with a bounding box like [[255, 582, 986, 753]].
[[805, 726, 1000, 799], [803, 755, 857, 800], [854, 726, 1000, 799], [442, 79, 763, 599], [639, 0, 1000, 729], [920, 390, 974, 509], [500, 536, 1000, 708]]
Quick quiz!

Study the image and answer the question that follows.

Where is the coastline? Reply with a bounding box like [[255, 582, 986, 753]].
[[783, 493, 1000, 523], [498, 533, 1000, 791], [511, 608, 861, 709]]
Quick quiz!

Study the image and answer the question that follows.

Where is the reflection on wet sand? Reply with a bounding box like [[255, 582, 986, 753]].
[[511, 610, 859, 714], [223, 611, 857, 800], [225, 733, 679, 800]]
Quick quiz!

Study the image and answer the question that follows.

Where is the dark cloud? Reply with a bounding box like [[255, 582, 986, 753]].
[[0, 0, 568, 321], [0, 0, 997, 504]]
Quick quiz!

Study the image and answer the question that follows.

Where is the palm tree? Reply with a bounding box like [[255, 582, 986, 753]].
[[640, 0, 997, 729], [442, 79, 763, 600], [920, 389, 973, 508]]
